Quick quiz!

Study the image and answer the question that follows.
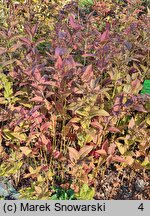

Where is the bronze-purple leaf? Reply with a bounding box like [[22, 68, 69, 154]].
[[31, 23, 38, 36], [100, 29, 109, 43], [107, 127, 120, 133], [20, 37, 32, 46], [24, 24, 32, 37], [81, 64, 93, 83], [134, 104, 147, 112], [40, 122, 51, 132], [55, 47, 67, 57], [69, 15, 83, 30], [31, 96, 44, 103], [91, 121, 103, 131], [102, 139, 109, 153], [131, 79, 142, 94], [55, 55, 63, 69]]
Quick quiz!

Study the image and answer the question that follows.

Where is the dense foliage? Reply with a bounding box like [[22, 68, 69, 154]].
[[0, 0, 150, 199]]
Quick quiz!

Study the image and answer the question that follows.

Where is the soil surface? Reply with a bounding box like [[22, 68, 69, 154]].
[[94, 167, 150, 200]]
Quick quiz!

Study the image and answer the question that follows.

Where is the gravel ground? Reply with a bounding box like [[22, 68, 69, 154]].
[[94, 167, 150, 200]]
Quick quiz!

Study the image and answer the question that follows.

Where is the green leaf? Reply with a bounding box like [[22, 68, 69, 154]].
[[79, 0, 93, 8], [141, 160, 150, 170], [76, 110, 89, 117], [92, 109, 110, 117], [11, 132, 27, 141], [76, 183, 95, 200], [3, 129, 27, 141], [20, 147, 32, 156], [116, 142, 128, 155], [4, 82, 13, 99], [141, 80, 150, 94], [17, 100, 33, 108]]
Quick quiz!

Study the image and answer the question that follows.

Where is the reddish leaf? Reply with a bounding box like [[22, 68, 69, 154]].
[[0, 47, 7, 55], [30, 113, 43, 124], [31, 96, 44, 103], [132, 161, 143, 169], [131, 79, 142, 94], [69, 15, 82, 30], [96, 149, 107, 156], [52, 150, 61, 159], [113, 94, 124, 113], [63, 122, 72, 136], [106, 155, 113, 167], [113, 98, 121, 112], [40, 122, 51, 132], [23, 68, 32, 76], [31, 23, 38, 36], [44, 99, 52, 111], [100, 29, 109, 43], [135, 150, 146, 157], [41, 80, 58, 87], [55, 55, 63, 69], [55, 47, 67, 57], [24, 24, 32, 36], [79, 145, 93, 159], [90, 121, 103, 131], [73, 44, 77, 50], [10, 20, 18, 28], [60, 183, 70, 190], [108, 143, 116, 155], [82, 54, 96, 58], [112, 155, 126, 163], [128, 117, 135, 129], [68, 147, 79, 163], [134, 104, 147, 112], [40, 134, 49, 145], [33, 68, 42, 81], [55, 102, 64, 115], [31, 82, 44, 91], [81, 64, 93, 83], [66, 133, 76, 141], [20, 37, 32, 46], [102, 139, 109, 152], [107, 127, 120, 133], [70, 183, 79, 193]]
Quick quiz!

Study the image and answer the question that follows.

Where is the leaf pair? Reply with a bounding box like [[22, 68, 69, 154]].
[[68, 145, 93, 163]]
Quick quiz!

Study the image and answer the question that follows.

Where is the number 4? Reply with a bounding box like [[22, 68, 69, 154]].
[[138, 203, 144, 211]]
